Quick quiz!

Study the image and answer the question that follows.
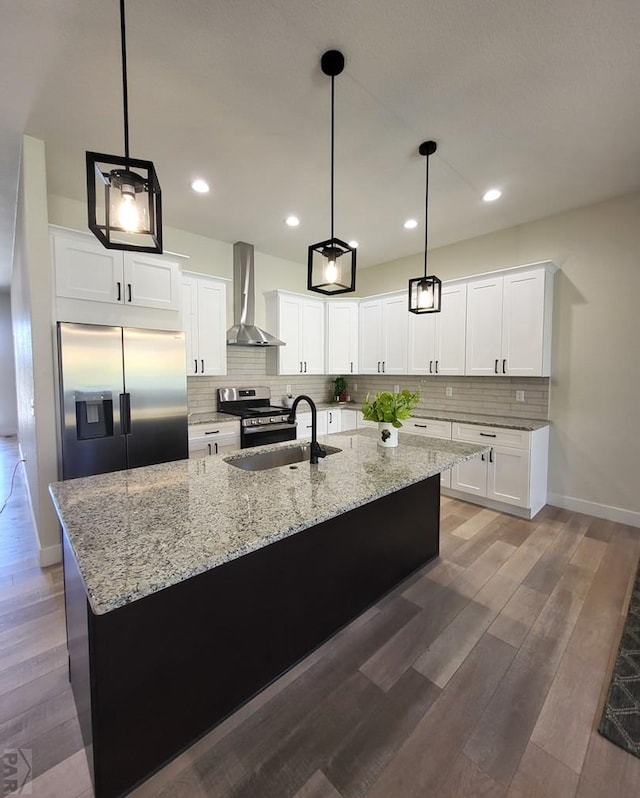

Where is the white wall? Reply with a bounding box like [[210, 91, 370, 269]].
[[358, 192, 640, 524], [11, 136, 61, 565], [0, 291, 18, 435]]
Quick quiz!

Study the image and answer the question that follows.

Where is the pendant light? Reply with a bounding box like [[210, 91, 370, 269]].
[[86, 0, 162, 253], [308, 50, 356, 295], [408, 141, 441, 313]]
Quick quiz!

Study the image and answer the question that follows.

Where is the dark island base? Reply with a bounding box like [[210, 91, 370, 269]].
[[63, 474, 440, 798]]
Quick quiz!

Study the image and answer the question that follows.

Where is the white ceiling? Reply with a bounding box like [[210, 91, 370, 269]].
[[1, 0, 639, 287]]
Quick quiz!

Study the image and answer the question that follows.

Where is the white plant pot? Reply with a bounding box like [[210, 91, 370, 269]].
[[377, 422, 399, 448]]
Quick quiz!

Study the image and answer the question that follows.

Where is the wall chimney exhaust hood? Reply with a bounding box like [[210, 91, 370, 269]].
[[227, 242, 284, 346]]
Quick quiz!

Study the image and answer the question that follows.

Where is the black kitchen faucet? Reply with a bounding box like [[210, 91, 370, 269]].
[[286, 396, 327, 464]]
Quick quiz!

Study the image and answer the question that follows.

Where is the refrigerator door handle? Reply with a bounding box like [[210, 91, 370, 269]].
[[119, 393, 132, 435]]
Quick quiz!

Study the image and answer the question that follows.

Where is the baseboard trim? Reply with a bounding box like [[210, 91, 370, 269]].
[[39, 543, 62, 567], [441, 488, 536, 520], [547, 493, 640, 528]]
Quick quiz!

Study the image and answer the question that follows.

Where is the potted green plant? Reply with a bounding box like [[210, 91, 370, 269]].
[[361, 389, 420, 448], [333, 375, 348, 403]]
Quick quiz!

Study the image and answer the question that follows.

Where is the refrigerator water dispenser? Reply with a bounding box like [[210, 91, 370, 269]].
[[74, 391, 114, 440]]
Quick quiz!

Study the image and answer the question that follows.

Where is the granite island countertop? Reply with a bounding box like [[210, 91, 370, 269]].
[[49, 428, 488, 616]]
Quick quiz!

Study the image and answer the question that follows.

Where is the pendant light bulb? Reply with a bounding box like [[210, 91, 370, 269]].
[[324, 256, 338, 284], [118, 189, 140, 232], [417, 281, 434, 310]]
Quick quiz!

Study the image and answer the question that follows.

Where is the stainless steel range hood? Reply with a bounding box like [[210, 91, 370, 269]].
[[226, 242, 284, 346]]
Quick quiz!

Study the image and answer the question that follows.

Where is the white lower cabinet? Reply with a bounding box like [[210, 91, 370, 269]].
[[340, 409, 358, 431], [188, 421, 240, 458], [449, 422, 549, 517], [296, 410, 328, 439], [403, 418, 453, 488]]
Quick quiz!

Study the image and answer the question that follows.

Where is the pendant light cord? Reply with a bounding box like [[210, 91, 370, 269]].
[[120, 0, 130, 163], [423, 152, 430, 278], [330, 74, 335, 241]]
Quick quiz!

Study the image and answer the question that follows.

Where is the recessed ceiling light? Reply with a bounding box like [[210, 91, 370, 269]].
[[404, 218, 418, 229], [483, 188, 502, 202], [348, 240, 359, 248], [191, 179, 210, 194], [285, 215, 300, 227]]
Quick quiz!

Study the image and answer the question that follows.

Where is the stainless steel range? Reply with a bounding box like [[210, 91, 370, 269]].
[[217, 387, 297, 448]]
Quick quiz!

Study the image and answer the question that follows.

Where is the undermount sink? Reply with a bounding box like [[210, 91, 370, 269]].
[[225, 444, 342, 471]]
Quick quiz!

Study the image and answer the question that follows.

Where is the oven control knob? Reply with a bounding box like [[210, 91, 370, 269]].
[[252, 419, 260, 426], [270, 417, 276, 423]]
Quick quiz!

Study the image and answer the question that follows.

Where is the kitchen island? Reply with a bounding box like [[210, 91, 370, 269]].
[[50, 428, 487, 798]]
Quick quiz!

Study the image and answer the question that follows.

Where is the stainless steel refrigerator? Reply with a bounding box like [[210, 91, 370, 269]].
[[57, 322, 188, 479]]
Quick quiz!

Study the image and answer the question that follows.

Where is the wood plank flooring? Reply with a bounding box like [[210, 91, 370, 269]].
[[1, 436, 639, 797]]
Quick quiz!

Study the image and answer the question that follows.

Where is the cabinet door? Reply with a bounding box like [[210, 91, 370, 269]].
[[501, 270, 546, 376], [197, 279, 227, 376], [407, 311, 437, 375], [53, 234, 123, 304], [435, 283, 467, 375], [327, 409, 341, 434], [278, 295, 303, 375], [381, 296, 408, 374], [487, 446, 530, 507], [124, 253, 181, 311], [341, 409, 358, 431], [451, 453, 487, 496], [359, 300, 383, 374], [301, 299, 325, 374], [181, 278, 199, 376], [326, 302, 358, 375], [465, 276, 503, 376], [296, 410, 328, 439]]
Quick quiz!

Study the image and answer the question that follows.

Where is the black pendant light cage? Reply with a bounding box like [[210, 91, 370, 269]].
[[408, 141, 441, 314], [86, 0, 163, 253], [308, 50, 356, 295]]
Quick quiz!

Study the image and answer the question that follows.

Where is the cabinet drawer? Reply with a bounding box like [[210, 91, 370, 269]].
[[188, 421, 240, 440], [452, 423, 529, 450], [404, 418, 452, 440]]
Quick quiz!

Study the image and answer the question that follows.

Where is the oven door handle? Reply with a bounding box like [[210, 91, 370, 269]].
[[242, 421, 297, 436]]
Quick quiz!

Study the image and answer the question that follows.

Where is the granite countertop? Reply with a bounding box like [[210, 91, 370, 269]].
[[49, 429, 488, 616], [189, 404, 548, 432]]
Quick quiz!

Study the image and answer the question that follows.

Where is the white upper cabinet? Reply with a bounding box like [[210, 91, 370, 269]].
[[181, 272, 227, 376], [265, 291, 325, 375], [53, 228, 181, 311], [359, 294, 408, 375], [408, 282, 466, 375], [326, 301, 359, 376], [465, 264, 555, 377]]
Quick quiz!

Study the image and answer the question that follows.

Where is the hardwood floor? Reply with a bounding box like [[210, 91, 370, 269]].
[[1, 435, 639, 797]]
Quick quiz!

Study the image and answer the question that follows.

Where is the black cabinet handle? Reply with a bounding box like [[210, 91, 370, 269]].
[[214, 442, 218, 455], [435, 360, 439, 374], [127, 283, 132, 303], [377, 361, 381, 373], [201, 359, 204, 373], [502, 359, 506, 374], [382, 361, 386, 373], [116, 281, 121, 301], [207, 443, 212, 456], [481, 453, 485, 461], [204, 430, 220, 435], [194, 359, 198, 373], [480, 432, 497, 437], [304, 361, 307, 373], [329, 412, 332, 423], [494, 359, 499, 374], [350, 362, 353, 373], [414, 423, 428, 428], [300, 361, 303, 373], [489, 448, 494, 463], [429, 360, 433, 374]]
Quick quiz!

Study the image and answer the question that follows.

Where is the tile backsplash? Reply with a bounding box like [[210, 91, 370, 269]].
[[188, 348, 549, 421]]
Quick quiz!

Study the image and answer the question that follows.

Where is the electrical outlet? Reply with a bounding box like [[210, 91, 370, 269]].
[[516, 390, 525, 402], [286, 384, 291, 395], [394, 384, 400, 393], [353, 383, 357, 392], [445, 386, 453, 398]]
